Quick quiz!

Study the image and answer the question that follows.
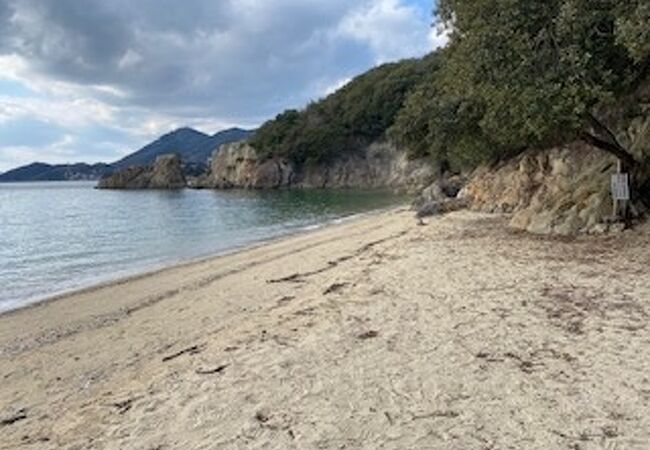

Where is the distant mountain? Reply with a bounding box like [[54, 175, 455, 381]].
[[112, 127, 255, 169], [0, 162, 114, 182], [0, 127, 254, 183]]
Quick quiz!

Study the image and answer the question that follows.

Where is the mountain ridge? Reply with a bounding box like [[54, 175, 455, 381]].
[[0, 127, 255, 182], [112, 127, 254, 169], [0, 162, 114, 182]]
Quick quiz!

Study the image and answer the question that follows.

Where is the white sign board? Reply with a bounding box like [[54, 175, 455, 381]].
[[611, 173, 630, 201]]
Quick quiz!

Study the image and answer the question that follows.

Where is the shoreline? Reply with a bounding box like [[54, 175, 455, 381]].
[[0, 206, 401, 319], [2, 208, 649, 449]]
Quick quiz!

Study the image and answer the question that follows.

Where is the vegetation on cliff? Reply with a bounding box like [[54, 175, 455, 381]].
[[251, 54, 441, 165]]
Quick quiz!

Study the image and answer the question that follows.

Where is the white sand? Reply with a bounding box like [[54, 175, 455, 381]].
[[1, 208, 649, 449]]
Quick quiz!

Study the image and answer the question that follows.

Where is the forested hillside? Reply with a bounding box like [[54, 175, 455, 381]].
[[253, 1, 649, 186], [250, 54, 441, 165], [0, 162, 114, 182]]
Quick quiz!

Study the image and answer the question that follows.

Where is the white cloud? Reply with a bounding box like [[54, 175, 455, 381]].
[[323, 77, 353, 96], [338, 0, 434, 63], [0, 95, 116, 128], [0, 135, 105, 170], [117, 49, 143, 70], [429, 24, 450, 49]]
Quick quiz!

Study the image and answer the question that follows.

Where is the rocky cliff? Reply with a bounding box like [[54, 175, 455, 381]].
[[458, 144, 617, 234], [97, 154, 186, 189], [194, 142, 434, 192], [457, 144, 649, 235], [456, 97, 650, 235]]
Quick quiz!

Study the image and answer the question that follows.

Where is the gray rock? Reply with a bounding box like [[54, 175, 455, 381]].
[[412, 182, 446, 209], [416, 201, 441, 218], [412, 175, 467, 209], [416, 198, 468, 219], [460, 143, 638, 235]]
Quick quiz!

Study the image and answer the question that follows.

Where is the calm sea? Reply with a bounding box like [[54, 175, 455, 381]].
[[0, 182, 406, 313]]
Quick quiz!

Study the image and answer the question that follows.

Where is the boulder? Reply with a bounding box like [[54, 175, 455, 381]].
[[195, 142, 293, 189], [412, 175, 467, 209], [413, 181, 446, 210], [416, 198, 469, 218], [459, 143, 638, 235]]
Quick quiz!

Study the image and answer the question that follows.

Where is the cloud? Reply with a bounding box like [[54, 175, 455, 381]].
[[0, 136, 99, 170], [338, 0, 437, 63], [0, 0, 443, 170]]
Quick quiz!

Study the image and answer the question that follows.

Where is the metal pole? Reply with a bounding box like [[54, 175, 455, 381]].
[[613, 159, 621, 219]]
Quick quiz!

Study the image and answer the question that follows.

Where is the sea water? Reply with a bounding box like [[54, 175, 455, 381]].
[[0, 182, 406, 312]]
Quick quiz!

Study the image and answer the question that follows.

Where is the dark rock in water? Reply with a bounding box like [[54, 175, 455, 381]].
[[148, 154, 186, 189], [98, 166, 150, 189], [97, 154, 186, 189]]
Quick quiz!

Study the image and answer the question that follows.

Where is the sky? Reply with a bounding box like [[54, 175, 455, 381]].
[[0, 0, 445, 172]]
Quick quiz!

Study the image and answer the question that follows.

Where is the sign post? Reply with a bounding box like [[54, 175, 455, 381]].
[[611, 159, 630, 218]]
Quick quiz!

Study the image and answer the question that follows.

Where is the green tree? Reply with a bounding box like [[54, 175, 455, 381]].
[[435, 0, 649, 170], [616, 2, 650, 62]]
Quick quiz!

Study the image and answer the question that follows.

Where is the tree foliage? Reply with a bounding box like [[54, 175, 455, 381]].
[[390, 70, 501, 171], [429, 0, 649, 168], [616, 2, 650, 62]]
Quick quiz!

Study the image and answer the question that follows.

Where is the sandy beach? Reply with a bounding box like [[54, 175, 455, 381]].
[[1, 208, 649, 449]]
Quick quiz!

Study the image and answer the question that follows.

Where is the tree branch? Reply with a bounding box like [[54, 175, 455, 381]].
[[582, 112, 639, 170], [587, 113, 624, 149], [581, 132, 637, 168]]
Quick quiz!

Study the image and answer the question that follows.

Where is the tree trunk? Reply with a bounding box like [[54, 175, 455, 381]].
[[581, 132, 638, 170], [582, 113, 639, 170], [580, 113, 650, 223]]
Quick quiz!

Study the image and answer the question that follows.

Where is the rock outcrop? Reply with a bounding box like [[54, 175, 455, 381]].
[[411, 175, 468, 219], [412, 176, 465, 208], [196, 143, 293, 189], [459, 143, 631, 234], [195, 141, 434, 192], [97, 154, 186, 189]]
